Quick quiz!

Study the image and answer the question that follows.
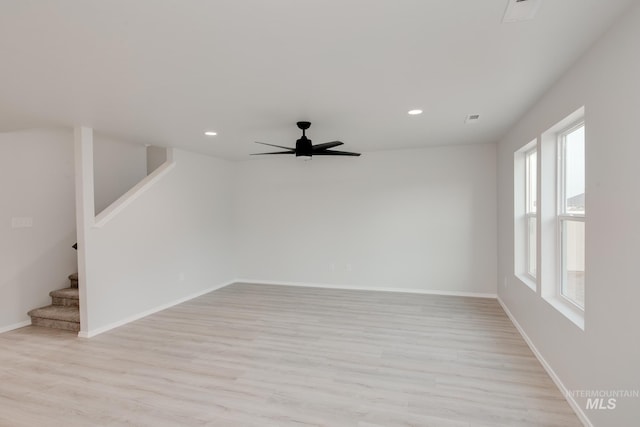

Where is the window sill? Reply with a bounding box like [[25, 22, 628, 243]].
[[515, 273, 537, 292], [543, 295, 585, 330]]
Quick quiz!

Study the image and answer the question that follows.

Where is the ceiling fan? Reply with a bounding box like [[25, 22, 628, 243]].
[[252, 121, 361, 160]]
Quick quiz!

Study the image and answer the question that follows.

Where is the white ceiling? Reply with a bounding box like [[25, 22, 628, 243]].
[[0, 0, 634, 159]]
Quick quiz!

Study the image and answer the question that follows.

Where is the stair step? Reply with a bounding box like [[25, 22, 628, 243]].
[[50, 288, 79, 307], [30, 316, 80, 332], [69, 272, 78, 289], [28, 305, 80, 329], [28, 305, 79, 322]]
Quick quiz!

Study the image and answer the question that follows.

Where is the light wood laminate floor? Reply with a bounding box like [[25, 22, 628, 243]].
[[0, 283, 580, 427]]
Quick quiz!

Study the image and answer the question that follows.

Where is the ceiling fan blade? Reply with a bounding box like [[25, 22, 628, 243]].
[[312, 141, 344, 151], [251, 150, 296, 155], [313, 150, 361, 156], [255, 141, 295, 150]]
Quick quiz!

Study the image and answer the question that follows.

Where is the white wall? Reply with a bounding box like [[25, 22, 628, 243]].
[[497, 3, 640, 425], [0, 129, 77, 331], [146, 145, 167, 175], [80, 145, 235, 335], [93, 133, 147, 214], [235, 144, 497, 296]]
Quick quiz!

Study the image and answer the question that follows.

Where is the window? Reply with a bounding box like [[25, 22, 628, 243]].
[[558, 123, 585, 308], [535, 106, 585, 329], [514, 140, 537, 290], [525, 148, 537, 278]]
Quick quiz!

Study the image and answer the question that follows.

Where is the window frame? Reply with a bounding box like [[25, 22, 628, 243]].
[[535, 106, 585, 329], [524, 147, 537, 280], [556, 121, 585, 311], [514, 139, 537, 292]]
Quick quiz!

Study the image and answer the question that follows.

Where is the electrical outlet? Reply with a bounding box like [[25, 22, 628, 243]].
[[179, 273, 185, 281]]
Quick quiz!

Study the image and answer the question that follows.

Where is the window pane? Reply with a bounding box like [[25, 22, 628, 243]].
[[526, 150, 537, 214], [527, 216, 536, 277], [563, 126, 585, 214], [562, 220, 585, 307]]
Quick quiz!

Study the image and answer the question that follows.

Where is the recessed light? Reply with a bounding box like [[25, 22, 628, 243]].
[[204, 131, 217, 136], [502, 0, 541, 23], [465, 114, 480, 124], [408, 109, 423, 115]]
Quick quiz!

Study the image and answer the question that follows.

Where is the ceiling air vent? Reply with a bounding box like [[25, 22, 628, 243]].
[[502, 0, 542, 23], [465, 114, 480, 124]]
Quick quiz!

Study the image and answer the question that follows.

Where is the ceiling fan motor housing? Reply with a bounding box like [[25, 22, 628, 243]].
[[296, 136, 313, 158]]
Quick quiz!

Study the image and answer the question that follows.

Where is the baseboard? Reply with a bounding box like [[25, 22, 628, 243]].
[[78, 279, 235, 338], [0, 320, 31, 334], [497, 296, 592, 427], [235, 279, 497, 299]]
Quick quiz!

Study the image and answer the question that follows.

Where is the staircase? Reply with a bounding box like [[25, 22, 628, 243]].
[[28, 273, 80, 332]]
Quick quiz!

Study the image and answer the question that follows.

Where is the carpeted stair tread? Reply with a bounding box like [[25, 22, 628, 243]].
[[31, 317, 80, 332], [28, 305, 80, 323], [68, 272, 79, 289], [49, 288, 79, 300]]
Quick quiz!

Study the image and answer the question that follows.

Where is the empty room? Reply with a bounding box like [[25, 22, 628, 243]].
[[1, 1, 639, 426]]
